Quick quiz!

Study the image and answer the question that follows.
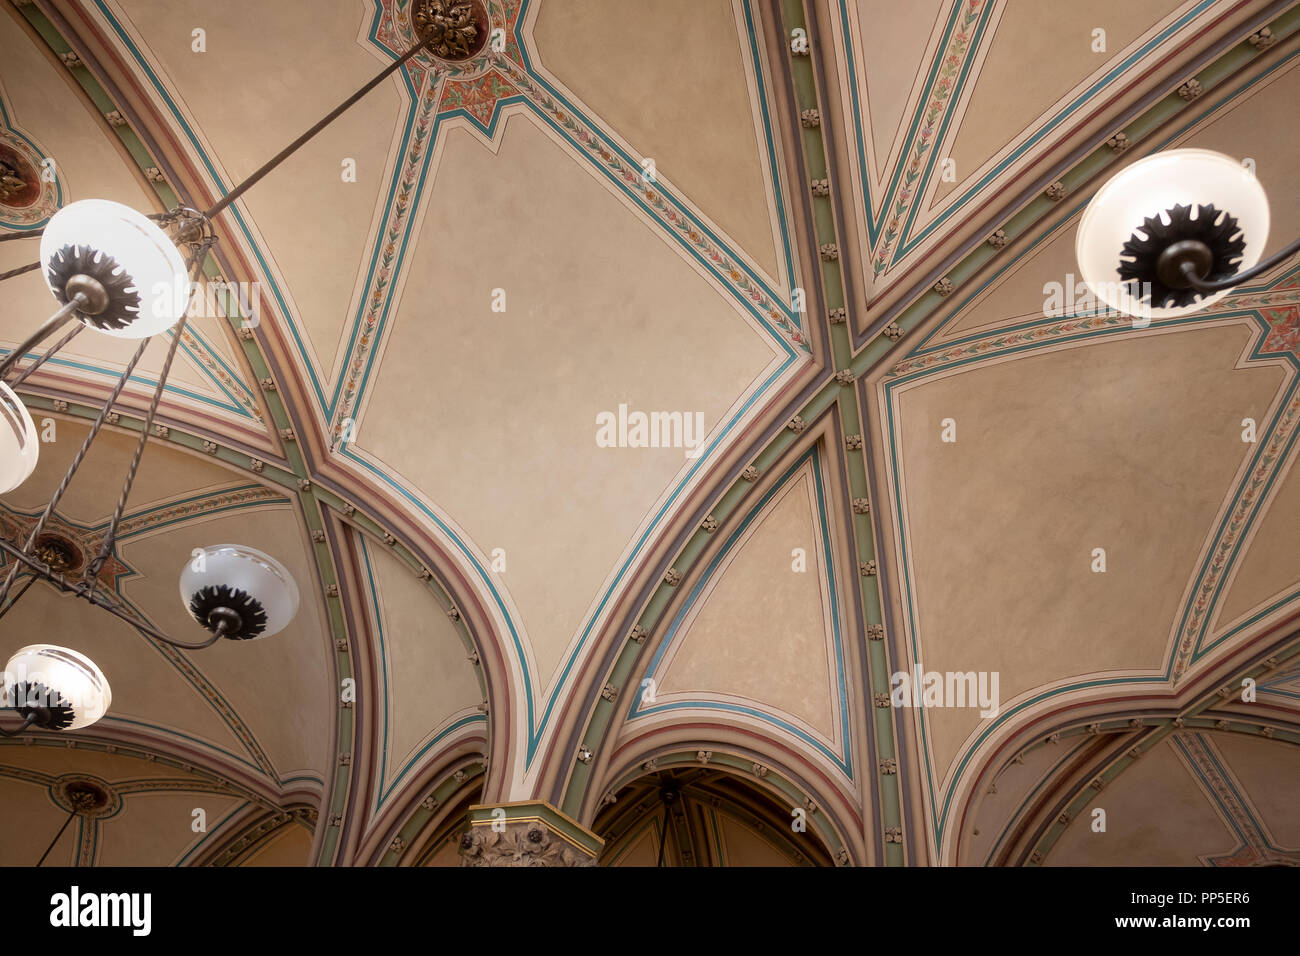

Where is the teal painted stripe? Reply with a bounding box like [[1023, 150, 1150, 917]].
[[358, 536, 488, 811], [896, 1, 1218, 258], [344, 350, 796, 765], [630, 447, 854, 777]]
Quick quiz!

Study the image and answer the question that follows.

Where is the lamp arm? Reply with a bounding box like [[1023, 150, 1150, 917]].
[[0, 713, 38, 737], [1180, 234, 1300, 292]]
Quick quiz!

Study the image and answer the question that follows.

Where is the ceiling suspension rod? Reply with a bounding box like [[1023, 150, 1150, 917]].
[[203, 40, 431, 219]]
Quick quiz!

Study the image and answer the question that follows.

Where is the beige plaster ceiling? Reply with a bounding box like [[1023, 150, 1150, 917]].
[[1, 0, 1297, 867]]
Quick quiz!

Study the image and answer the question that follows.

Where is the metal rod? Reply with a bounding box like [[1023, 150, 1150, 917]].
[[35, 807, 78, 866], [82, 254, 207, 595], [7, 322, 85, 389], [0, 535, 218, 647], [1180, 235, 1300, 293], [0, 712, 38, 738], [203, 41, 428, 219], [0, 294, 83, 380], [0, 261, 40, 283], [0, 333, 151, 606], [0, 574, 37, 623]]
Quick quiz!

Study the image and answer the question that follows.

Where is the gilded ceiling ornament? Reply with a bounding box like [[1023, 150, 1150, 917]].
[[884, 826, 902, 844], [1044, 181, 1067, 201], [741, 465, 760, 482], [866, 625, 884, 640], [459, 821, 596, 867], [413, 0, 487, 62], [811, 178, 829, 197], [845, 434, 863, 450], [799, 109, 820, 128], [751, 763, 769, 777], [104, 110, 125, 127], [664, 569, 681, 587], [600, 684, 618, 702], [879, 759, 897, 774], [835, 369, 854, 385], [819, 243, 839, 261], [859, 560, 876, 577], [576, 746, 593, 763], [58, 50, 80, 68], [852, 498, 871, 514], [421, 795, 438, 811], [628, 624, 647, 643], [787, 415, 805, 433], [827, 307, 846, 324], [701, 515, 719, 533], [987, 228, 1008, 248], [1177, 78, 1203, 101], [873, 693, 889, 708], [696, 751, 712, 764], [933, 277, 954, 296]]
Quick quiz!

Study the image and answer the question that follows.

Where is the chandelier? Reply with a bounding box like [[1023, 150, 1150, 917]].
[[1076, 148, 1300, 318], [0, 17, 452, 736]]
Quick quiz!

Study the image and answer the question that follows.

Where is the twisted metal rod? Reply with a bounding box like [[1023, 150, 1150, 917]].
[[0, 334, 151, 606], [6, 322, 85, 389]]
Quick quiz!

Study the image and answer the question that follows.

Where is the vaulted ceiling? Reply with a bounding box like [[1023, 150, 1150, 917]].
[[1, 0, 1297, 866]]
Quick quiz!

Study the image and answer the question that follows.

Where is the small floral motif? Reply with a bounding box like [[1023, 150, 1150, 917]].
[[664, 568, 682, 587], [628, 624, 647, 643], [835, 369, 854, 385], [845, 434, 863, 450], [1105, 133, 1130, 154], [859, 560, 877, 577], [852, 498, 870, 514], [819, 243, 840, 261], [867, 624, 884, 641], [882, 322, 904, 341], [828, 307, 846, 324], [1249, 28, 1277, 51], [799, 108, 820, 128], [701, 515, 719, 533], [741, 465, 760, 482], [987, 229, 1008, 248], [934, 277, 954, 296], [810, 178, 829, 197], [787, 415, 806, 433], [880, 759, 897, 774], [1044, 181, 1067, 201], [1178, 79, 1203, 101]]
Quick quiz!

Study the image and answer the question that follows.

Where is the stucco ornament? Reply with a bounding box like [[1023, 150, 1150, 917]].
[[459, 821, 596, 867]]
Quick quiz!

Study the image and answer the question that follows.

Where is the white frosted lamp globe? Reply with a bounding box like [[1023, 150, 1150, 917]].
[[3, 644, 111, 731], [39, 199, 190, 338], [0, 381, 38, 494], [1076, 148, 1270, 319], [179, 544, 300, 640]]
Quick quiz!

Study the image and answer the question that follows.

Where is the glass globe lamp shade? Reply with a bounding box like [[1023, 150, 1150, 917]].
[[39, 199, 190, 339], [3, 644, 111, 731], [0, 381, 39, 494], [179, 544, 300, 640], [1076, 148, 1270, 319]]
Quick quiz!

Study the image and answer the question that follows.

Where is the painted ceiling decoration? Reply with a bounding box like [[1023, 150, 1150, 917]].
[[0, 0, 1297, 870]]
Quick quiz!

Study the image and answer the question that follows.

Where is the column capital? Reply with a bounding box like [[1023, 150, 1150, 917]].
[[459, 801, 603, 867]]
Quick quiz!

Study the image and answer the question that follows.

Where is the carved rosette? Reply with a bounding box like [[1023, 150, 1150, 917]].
[[459, 820, 597, 867]]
